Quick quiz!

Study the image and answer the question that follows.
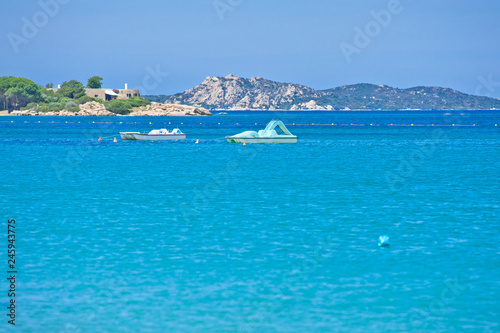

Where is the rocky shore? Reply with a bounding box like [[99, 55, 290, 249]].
[[131, 102, 212, 116], [12, 101, 211, 116]]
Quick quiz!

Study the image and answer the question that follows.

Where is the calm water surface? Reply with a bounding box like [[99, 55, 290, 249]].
[[0, 111, 499, 332]]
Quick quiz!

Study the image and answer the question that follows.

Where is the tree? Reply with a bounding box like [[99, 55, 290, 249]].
[[0, 76, 42, 110], [57, 80, 86, 99], [40, 88, 57, 103], [46, 83, 54, 88], [87, 76, 103, 89]]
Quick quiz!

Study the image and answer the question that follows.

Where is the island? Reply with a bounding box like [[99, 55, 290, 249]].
[[146, 74, 500, 111]]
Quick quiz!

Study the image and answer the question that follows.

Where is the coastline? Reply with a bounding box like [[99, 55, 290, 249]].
[[4, 109, 498, 116], [4, 100, 498, 116], [212, 108, 498, 112], [7, 102, 212, 117]]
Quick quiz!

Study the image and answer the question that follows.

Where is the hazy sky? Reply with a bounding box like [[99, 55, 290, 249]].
[[2, 0, 500, 97]]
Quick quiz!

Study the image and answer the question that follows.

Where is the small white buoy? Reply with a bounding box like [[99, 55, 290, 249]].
[[195, 139, 199, 144], [378, 235, 390, 247]]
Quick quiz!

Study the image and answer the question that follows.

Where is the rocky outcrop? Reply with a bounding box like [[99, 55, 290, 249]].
[[130, 103, 211, 116], [13, 101, 115, 116], [74, 101, 116, 116], [13, 101, 211, 116], [290, 101, 335, 110]]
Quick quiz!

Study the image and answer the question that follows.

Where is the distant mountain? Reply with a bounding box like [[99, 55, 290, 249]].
[[144, 75, 500, 110]]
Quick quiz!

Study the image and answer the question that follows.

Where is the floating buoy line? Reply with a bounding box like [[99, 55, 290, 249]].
[[3, 120, 497, 143], [3, 120, 496, 127]]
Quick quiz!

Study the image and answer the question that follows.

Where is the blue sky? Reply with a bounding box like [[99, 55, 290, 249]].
[[1, 0, 499, 97]]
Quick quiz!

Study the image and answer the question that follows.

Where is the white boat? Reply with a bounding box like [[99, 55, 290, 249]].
[[226, 120, 297, 143], [119, 128, 186, 141]]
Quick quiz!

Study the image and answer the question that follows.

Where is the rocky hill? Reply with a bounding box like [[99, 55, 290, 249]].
[[144, 75, 500, 111], [319, 84, 500, 110]]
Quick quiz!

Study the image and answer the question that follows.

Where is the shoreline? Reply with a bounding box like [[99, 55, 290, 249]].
[[2, 109, 498, 116], [213, 109, 497, 112], [6, 102, 212, 117]]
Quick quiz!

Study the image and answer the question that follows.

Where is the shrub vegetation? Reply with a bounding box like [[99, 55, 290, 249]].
[[104, 100, 132, 115]]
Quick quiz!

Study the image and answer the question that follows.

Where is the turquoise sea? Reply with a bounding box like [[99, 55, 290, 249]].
[[1, 111, 499, 332]]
